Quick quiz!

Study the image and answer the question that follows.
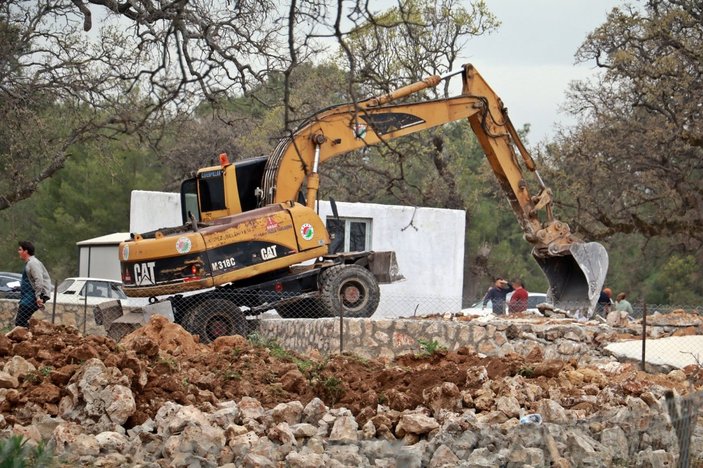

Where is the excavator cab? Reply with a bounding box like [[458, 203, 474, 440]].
[[180, 155, 268, 223]]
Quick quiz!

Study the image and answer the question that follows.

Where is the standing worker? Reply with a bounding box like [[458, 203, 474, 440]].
[[595, 287, 613, 317], [482, 277, 514, 315], [614, 292, 634, 315], [508, 279, 529, 314], [15, 241, 52, 328]]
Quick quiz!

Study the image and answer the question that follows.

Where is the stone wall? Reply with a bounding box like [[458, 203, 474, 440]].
[[0, 299, 108, 335], [257, 317, 620, 363], [0, 299, 634, 365]]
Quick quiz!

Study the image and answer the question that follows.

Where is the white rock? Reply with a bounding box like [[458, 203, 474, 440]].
[[495, 395, 521, 419], [166, 405, 210, 435], [429, 444, 460, 468], [239, 396, 265, 421], [290, 423, 317, 438], [242, 453, 276, 467], [3, 355, 36, 378], [285, 451, 325, 468], [0, 371, 19, 389], [302, 397, 328, 424], [95, 431, 129, 453], [271, 401, 304, 425], [537, 399, 569, 424], [395, 413, 439, 436], [268, 422, 297, 446], [210, 404, 241, 428], [329, 415, 358, 442]]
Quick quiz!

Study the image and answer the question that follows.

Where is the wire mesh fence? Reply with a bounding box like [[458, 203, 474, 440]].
[[2, 279, 702, 340]]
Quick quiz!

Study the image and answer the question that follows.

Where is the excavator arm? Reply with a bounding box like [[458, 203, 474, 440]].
[[261, 64, 608, 312]]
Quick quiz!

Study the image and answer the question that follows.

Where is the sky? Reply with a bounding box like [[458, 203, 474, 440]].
[[459, 0, 621, 144]]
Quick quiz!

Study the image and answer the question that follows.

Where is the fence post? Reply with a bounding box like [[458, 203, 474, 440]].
[[50, 281, 58, 324], [339, 301, 344, 354], [641, 301, 647, 371], [82, 294, 88, 335]]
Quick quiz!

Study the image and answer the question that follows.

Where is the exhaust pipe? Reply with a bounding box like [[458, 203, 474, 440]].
[[534, 242, 608, 315]]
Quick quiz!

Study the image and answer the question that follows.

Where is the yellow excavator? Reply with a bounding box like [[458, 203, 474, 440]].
[[119, 64, 608, 342]]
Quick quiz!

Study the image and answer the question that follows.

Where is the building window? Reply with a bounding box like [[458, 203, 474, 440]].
[[326, 218, 372, 253]]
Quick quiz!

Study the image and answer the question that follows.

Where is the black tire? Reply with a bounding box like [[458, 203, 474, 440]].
[[186, 298, 248, 343], [318, 265, 380, 318], [276, 298, 323, 319]]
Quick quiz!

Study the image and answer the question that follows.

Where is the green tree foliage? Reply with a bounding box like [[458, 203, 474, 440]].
[[541, 0, 703, 304], [648, 255, 701, 305], [0, 3, 168, 210], [0, 140, 164, 280]]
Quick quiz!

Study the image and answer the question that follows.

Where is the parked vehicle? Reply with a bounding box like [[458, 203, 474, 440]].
[[462, 292, 549, 316], [47, 277, 148, 308], [0, 272, 22, 300]]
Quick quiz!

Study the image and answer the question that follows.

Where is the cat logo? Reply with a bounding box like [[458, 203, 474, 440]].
[[261, 245, 278, 260], [134, 262, 156, 286]]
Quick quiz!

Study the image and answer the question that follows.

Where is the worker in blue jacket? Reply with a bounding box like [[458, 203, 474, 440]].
[[15, 241, 52, 328], [482, 277, 514, 315]]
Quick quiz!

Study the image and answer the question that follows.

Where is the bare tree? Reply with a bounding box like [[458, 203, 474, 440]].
[[543, 0, 703, 247], [0, 0, 342, 207], [0, 0, 500, 209]]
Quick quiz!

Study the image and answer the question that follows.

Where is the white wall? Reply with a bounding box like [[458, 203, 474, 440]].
[[77, 233, 132, 281], [78, 245, 121, 280], [317, 201, 465, 318], [130, 190, 182, 233]]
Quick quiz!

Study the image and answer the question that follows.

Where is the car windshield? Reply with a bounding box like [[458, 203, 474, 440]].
[[110, 283, 128, 299], [527, 295, 547, 308], [57, 279, 76, 294]]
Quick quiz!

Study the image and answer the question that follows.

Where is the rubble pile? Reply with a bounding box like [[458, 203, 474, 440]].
[[0, 317, 700, 466]]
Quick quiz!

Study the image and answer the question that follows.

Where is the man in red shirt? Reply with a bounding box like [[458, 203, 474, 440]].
[[508, 279, 528, 314]]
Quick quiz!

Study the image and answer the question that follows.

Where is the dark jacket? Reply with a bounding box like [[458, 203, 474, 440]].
[[483, 284, 514, 315]]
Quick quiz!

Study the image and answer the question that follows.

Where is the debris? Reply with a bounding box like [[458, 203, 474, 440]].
[[519, 413, 543, 425]]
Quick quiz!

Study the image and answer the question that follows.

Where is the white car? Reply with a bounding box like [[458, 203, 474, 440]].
[[47, 277, 149, 308], [461, 292, 548, 316]]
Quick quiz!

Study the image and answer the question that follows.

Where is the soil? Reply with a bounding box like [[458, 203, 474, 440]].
[[1, 316, 700, 430]]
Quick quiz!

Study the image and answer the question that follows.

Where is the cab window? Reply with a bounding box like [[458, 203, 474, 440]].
[[198, 171, 226, 212]]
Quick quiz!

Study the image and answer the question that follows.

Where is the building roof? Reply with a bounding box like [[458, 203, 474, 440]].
[[76, 232, 131, 246]]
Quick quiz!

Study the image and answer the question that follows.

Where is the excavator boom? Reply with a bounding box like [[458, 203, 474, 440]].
[[259, 64, 608, 312]]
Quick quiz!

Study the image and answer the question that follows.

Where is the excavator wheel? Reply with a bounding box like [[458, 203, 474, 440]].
[[186, 298, 248, 344], [318, 265, 380, 318]]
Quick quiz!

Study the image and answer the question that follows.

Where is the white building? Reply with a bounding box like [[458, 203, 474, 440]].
[[79, 190, 466, 318], [315, 200, 465, 318], [77, 232, 130, 281]]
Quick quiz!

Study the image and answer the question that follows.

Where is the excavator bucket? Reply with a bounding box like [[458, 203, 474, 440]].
[[534, 242, 609, 315], [367, 251, 405, 284]]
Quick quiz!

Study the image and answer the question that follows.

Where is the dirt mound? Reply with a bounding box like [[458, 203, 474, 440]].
[[0, 318, 699, 430], [121, 315, 205, 357]]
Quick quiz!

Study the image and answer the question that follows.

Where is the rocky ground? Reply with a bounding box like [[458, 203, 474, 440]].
[[0, 315, 701, 466]]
